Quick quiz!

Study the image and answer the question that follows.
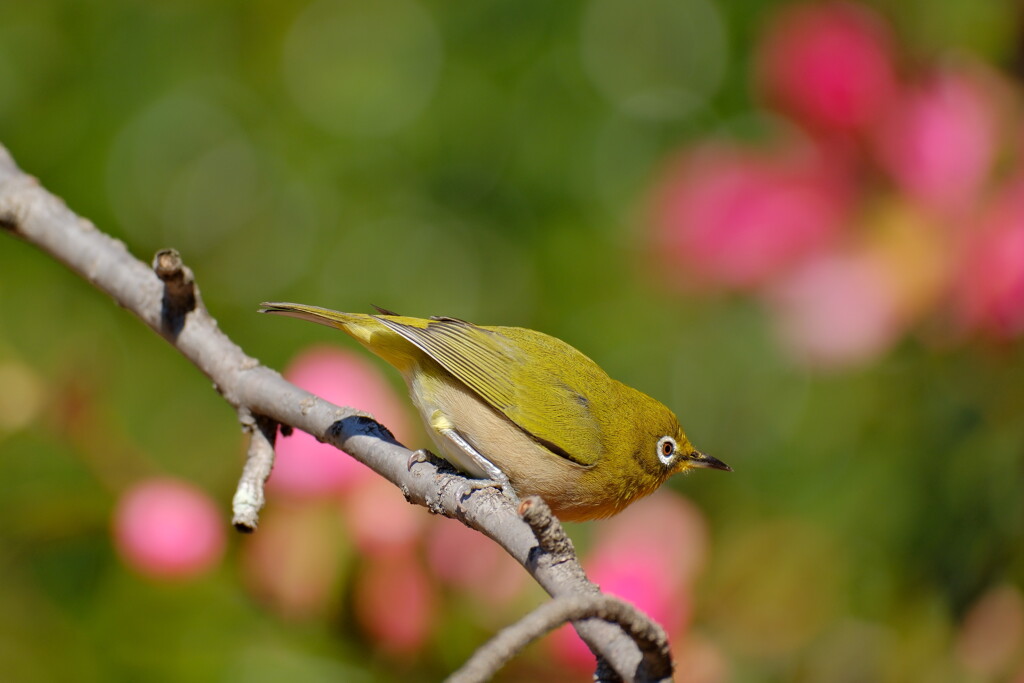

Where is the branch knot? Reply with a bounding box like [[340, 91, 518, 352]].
[[153, 248, 196, 339]]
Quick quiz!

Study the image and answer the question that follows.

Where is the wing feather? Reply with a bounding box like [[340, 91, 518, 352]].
[[374, 316, 605, 465]]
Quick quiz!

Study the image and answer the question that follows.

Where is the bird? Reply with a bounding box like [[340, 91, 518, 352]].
[[260, 302, 730, 521]]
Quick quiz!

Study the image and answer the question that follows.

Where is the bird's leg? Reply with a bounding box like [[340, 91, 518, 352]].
[[438, 427, 519, 504], [437, 428, 508, 486], [428, 410, 518, 505]]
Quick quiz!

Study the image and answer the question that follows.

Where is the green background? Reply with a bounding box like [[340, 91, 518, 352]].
[[1, 0, 1022, 681]]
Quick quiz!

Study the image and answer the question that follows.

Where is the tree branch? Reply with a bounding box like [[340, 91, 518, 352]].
[[447, 593, 672, 683], [0, 142, 673, 681]]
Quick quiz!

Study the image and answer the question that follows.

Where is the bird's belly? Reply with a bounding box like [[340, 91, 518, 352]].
[[406, 368, 589, 497]]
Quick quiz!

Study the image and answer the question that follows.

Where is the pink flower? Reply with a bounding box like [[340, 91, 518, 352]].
[[425, 516, 527, 605], [767, 249, 903, 368], [354, 553, 437, 656], [955, 584, 1024, 678], [112, 477, 225, 579], [588, 492, 709, 590], [241, 500, 348, 619], [955, 180, 1024, 339], [550, 493, 707, 671], [342, 474, 424, 558], [875, 68, 998, 217], [269, 346, 414, 497], [757, 2, 897, 133], [653, 145, 848, 290]]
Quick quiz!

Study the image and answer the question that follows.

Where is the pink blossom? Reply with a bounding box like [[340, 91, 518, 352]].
[[269, 346, 413, 497], [757, 2, 898, 132], [241, 500, 349, 620], [767, 249, 903, 368], [425, 516, 527, 605], [588, 492, 709, 589], [673, 634, 731, 683], [955, 584, 1024, 678], [955, 181, 1024, 339], [354, 553, 437, 656], [875, 68, 997, 217], [342, 474, 424, 558], [112, 477, 225, 579], [550, 494, 707, 671], [653, 145, 848, 290]]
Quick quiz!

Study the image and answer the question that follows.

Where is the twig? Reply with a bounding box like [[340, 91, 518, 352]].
[[232, 409, 278, 531], [446, 594, 673, 683], [0, 142, 672, 681]]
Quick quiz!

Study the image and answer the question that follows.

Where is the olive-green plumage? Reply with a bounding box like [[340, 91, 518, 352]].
[[260, 302, 730, 521]]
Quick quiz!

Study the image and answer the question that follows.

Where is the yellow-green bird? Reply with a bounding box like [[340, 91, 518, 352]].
[[260, 303, 730, 521]]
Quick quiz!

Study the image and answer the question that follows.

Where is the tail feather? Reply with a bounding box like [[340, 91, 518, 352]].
[[261, 302, 414, 371], [259, 302, 361, 330]]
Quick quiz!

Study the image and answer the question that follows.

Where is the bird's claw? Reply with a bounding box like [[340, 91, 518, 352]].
[[459, 477, 520, 508], [407, 448, 446, 471]]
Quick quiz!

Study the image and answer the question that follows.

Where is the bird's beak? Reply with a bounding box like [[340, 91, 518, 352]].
[[685, 450, 732, 472]]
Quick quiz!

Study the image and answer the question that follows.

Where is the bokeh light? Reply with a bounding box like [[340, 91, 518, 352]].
[[112, 478, 226, 579], [873, 66, 1000, 218], [0, 358, 45, 433], [581, 0, 727, 120], [757, 1, 897, 133], [282, 0, 443, 138], [652, 142, 848, 290], [242, 499, 351, 620]]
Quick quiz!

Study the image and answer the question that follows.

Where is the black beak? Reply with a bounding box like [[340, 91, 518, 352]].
[[685, 450, 732, 472]]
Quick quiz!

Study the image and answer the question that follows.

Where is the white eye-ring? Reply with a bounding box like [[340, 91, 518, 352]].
[[656, 436, 677, 466]]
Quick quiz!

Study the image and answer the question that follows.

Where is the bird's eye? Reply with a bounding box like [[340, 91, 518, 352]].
[[656, 436, 677, 466]]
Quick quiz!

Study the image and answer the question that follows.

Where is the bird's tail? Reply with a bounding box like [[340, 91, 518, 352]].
[[259, 302, 402, 359], [258, 302, 368, 330]]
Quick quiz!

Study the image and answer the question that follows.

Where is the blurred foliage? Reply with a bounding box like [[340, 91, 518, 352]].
[[2, 0, 1024, 681]]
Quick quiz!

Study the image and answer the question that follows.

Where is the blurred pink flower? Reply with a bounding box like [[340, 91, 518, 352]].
[[550, 493, 707, 671], [875, 68, 998, 217], [342, 474, 424, 558], [354, 553, 437, 656], [653, 145, 848, 290], [955, 584, 1024, 678], [757, 2, 897, 133], [112, 477, 225, 579], [241, 500, 349, 620], [673, 634, 731, 683], [955, 180, 1024, 339], [767, 249, 903, 368], [269, 346, 413, 497], [425, 516, 527, 605], [588, 492, 709, 589]]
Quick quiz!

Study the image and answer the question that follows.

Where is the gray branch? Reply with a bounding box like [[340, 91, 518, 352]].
[[447, 593, 672, 683], [0, 142, 674, 681]]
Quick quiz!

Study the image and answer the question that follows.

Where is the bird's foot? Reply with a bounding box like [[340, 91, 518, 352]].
[[458, 475, 520, 509], [406, 448, 450, 472]]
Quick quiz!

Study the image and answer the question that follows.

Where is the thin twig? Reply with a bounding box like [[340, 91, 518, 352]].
[[446, 594, 673, 683], [232, 409, 278, 531], [0, 142, 673, 681]]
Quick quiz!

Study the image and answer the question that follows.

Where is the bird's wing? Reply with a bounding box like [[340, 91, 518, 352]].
[[375, 316, 604, 465]]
